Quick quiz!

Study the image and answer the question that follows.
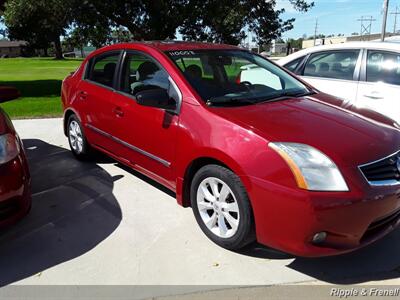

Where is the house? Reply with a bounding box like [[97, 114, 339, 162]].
[[0, 40, 27, 58], [269, 40, 287, 55], [64, 46, 96, 58]]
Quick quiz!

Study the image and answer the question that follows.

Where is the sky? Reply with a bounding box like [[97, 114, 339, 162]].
[[279, 0, 398, 39], [0, 0, 398, 41]]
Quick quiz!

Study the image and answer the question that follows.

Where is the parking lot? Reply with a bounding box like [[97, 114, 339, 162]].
[[1, 118, 400, 288]]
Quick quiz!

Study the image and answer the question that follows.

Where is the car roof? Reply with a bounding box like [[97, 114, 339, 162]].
[[89, 41, 241, 58], [278, 41, 400, 65]]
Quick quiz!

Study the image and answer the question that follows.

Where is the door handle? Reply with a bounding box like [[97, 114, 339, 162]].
[[113, 107, 124, 117], [78, 91, 88, 100]]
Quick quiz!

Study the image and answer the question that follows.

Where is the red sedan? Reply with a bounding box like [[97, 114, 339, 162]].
[[0, 86, 31, 227], [62, 42, 400, 257]]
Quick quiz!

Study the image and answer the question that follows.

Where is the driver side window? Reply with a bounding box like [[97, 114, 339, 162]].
[[120, 52, 169, 96]]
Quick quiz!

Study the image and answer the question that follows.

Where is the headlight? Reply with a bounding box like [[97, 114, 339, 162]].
[[269, 142, 348, 191], [0, 134, 20, 164]]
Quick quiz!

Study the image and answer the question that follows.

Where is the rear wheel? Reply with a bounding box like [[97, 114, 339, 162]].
[[191, 164, 255, 250], [67, 115, 91, 160]]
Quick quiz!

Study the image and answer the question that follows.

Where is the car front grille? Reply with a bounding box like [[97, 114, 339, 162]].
[[359, 151, 400, 185], [361, 208, 400, 243]]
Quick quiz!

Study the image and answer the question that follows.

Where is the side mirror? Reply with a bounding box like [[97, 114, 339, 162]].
[[0, 86, 20, 103], [136, 89, 176, 111]]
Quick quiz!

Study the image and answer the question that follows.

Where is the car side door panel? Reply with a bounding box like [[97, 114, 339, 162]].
[[356, 49, 400, 123], [299, 49, 362, 103], [111, 51, 180, 187], [77, 51, 124, 155]]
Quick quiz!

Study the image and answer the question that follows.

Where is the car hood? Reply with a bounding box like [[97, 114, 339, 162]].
[[211, 96, 400, 166]]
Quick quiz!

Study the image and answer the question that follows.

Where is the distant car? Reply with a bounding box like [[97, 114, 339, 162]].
[[278, 42, 400, 123], [62, 41, 400, 257], [0, 86, 31, 227]]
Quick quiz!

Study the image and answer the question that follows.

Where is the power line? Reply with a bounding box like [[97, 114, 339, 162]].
[[390, 5, 400, 33], [357, 16, 376, 40]]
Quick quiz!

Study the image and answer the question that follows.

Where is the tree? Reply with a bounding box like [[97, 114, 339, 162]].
[[3, 0, 112, 58], [111, 27, 133, 44], [86, 0, 188, 40], [180, 0, 314, 45], [65, 24, 111, 56], [65, 1, 112, 51], [4, 0, 74, 59], [286, 37, 303, 49], [0, 0, 5, 13], [179, 0, 247, 44], [2, 0, 315, 57]]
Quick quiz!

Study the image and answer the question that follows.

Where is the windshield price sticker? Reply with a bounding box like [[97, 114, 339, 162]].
[[330, 287, 400, 298]]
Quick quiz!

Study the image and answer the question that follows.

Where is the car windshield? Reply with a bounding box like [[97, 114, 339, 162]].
[[166, 49, 311, 106]]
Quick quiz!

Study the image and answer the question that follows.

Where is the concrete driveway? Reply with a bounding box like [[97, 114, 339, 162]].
[[1, 118, 400, 288]]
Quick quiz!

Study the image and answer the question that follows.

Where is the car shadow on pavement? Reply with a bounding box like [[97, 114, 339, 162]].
[[237, 242, 295, 260], [238, 226, 400, 284], [287, 228, 400, 284], [0, 139, 122, 286]]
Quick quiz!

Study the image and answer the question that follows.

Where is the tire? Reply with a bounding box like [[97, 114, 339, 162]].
[[67, 114, 92, 160], [190, 164, 255, 250]]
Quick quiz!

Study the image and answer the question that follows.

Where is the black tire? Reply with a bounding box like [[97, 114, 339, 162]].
[[67, 114, 92, 160], [190, 164, 255, 250]]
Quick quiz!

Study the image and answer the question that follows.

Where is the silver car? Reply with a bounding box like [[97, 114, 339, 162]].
[[278, 42, 400, 122]]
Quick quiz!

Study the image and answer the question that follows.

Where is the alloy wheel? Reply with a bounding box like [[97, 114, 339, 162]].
[[68, 120, 84, 154], [196, 177, 240, 238]]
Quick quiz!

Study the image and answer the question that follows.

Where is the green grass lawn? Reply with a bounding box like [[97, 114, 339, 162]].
[[0, 58, 82, 119]]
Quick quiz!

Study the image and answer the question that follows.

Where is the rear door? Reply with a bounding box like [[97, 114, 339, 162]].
[[77, 51, 123, 154], [356, 49, 400, 122], [299, 49, 361, 103]]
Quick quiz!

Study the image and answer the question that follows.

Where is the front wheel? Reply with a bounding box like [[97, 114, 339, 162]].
[[190, 165, 255, 250]]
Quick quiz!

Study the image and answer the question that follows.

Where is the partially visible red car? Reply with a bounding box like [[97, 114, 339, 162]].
[[0, 86, 31, 227], [62, 42, 400, 257]]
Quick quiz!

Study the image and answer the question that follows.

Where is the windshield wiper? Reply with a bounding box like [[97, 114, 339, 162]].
[[260, 90, 316, 102], [206, 96, 259, 106], [206, 90, 316, 107]]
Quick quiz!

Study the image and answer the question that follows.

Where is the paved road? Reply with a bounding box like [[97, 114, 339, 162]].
[[1, 118, 399, 291]]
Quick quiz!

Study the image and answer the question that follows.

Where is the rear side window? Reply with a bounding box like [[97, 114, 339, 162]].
[[284, 56, 305, 73], [303, 50, 359, 80], [367, 50, 400, 86], [88, 52, 121, 88]]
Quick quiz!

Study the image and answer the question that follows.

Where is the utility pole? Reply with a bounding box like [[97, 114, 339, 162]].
[[313, 19, 318, 46], [391, 5, 400, 33], [381, 0, 389, 41]]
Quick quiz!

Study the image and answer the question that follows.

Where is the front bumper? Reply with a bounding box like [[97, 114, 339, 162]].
[[246, 176, 400, 257], [0, 152, 31, 228]]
